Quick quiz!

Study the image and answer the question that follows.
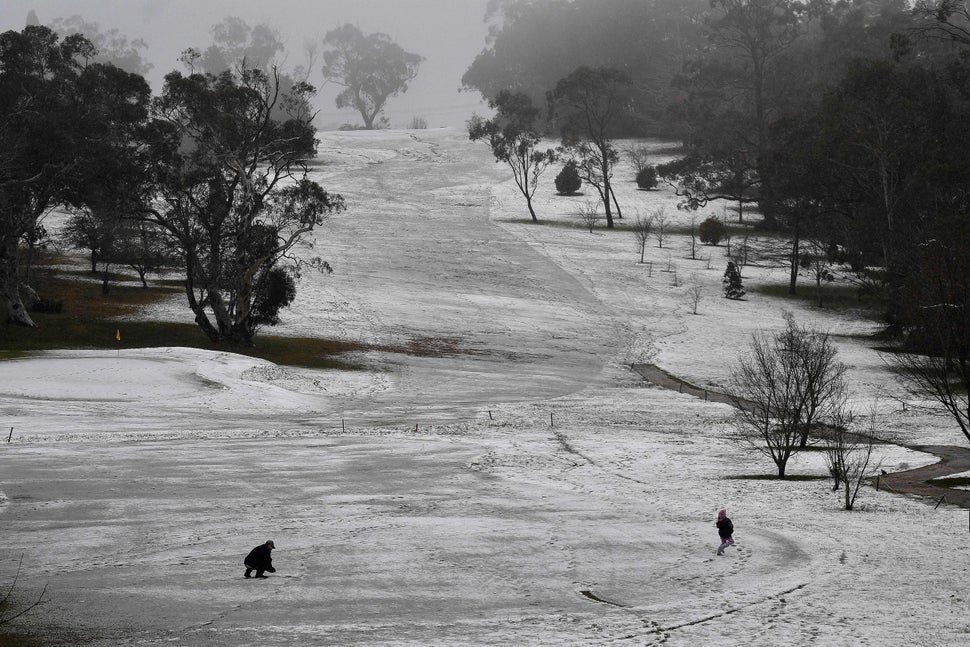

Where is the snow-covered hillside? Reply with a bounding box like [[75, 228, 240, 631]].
[[1, 128, 966, 646]]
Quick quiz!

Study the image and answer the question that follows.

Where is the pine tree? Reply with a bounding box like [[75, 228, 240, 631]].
[[723, 261, 745, 299]]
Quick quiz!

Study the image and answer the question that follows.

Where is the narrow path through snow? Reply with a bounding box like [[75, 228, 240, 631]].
[[631, 362, 970, 508]]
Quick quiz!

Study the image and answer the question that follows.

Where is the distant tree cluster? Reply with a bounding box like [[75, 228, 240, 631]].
[[1, 19, 346, 345], [462, 0, 710, 135], [321, 24, 423, 130], [464, 0, 970, 446]]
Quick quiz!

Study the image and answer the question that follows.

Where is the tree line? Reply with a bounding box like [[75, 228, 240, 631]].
[[465, 0, 970, 348], [466, 0, 970, 450], [1, 17, 424, 345]]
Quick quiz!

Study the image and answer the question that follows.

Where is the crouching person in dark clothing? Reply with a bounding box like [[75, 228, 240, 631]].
[[244, 540, 276, 579]]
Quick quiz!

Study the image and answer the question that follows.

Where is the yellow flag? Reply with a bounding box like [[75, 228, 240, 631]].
[[116, 329, 121, 342]]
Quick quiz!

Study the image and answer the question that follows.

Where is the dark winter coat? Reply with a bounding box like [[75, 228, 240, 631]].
[[716, 517, 734, 539], [244, 544, 274, 571]]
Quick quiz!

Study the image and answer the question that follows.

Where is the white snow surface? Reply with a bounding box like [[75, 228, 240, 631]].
[[2, 128, 969, 646]]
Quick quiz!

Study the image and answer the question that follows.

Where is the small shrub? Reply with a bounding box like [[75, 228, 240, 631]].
[[636, 166, 658, 190], [723, 261, 745, 299], [555, 162, 582, 195], [699, 216, 726, 245], [408, 116, 428, 129]]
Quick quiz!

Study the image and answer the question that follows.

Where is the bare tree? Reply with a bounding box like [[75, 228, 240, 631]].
[[783, 313, 849, 448], [626, 143, 652, 174], [687, 273, 703, 314], [825, 404, 879, 510], [730, 314, 849, 477], [632, 213, 654, 263], [654, 208, 670, 249], [887, 338, 970, 444], [0, 554, 48, 627], [886, 234, 970, 446], [579, 201, 599, 233], [799, 237, 836, 308]]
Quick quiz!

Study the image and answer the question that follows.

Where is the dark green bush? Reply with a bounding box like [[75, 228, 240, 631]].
[[555, 162, 582, 195], [636, 165, 658, 190], [699, 216, 726, 245]]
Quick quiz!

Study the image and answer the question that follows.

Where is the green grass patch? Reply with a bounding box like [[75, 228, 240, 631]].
[[2, 318, 372, 371], [726, 474, 831, 481], [3, 265, 494, 370], [751, 281, 887, 319], [501, 217, 592, 230], [3, 266, 369, 370], [22, 267, 181, 320]]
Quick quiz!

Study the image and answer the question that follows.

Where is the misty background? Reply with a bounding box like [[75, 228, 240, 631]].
[[1, 0, 492, 129]]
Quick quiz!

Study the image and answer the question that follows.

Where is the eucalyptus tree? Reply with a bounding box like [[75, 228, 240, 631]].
[[548, 66, 633, 228], [468, 90, 556, 222], [148, 61, 344, 344], [50, 15, 153, 75], [673, 0, 803, 227], [321, 24, 423, 129], [0, 26, 149, 326]]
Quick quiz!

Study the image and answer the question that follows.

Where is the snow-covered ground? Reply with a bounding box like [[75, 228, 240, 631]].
[[2, 128, 969, 646]]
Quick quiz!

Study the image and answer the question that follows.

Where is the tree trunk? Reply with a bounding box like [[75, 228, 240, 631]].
[[601, 154, 614, 228], [788, 220, 800, 296], [101, 264, 111, 295], [609, 184, 622, 220], [193, 308, 220, 342], [1, 237, 35, 327], [602, 182, 614, 229], [526, 196, 538, 222]]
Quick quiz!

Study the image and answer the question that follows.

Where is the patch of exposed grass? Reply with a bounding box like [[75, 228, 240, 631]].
[[22, 267, 181, 320], [4, 265, 495, 370], [751, 281, 887, 319], [501, 217, 591, 230], [2, 317, 370, 371], [3, 266, 366, 369]]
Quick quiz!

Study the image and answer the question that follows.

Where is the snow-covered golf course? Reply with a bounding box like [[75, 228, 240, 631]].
[[2, 128, 969, 646]]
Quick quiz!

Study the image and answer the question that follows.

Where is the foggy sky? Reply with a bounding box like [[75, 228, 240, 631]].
[[1, 0, 493, 128]]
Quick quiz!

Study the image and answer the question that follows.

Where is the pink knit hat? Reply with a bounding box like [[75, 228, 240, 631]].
[[717, 509, 726, 520]]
